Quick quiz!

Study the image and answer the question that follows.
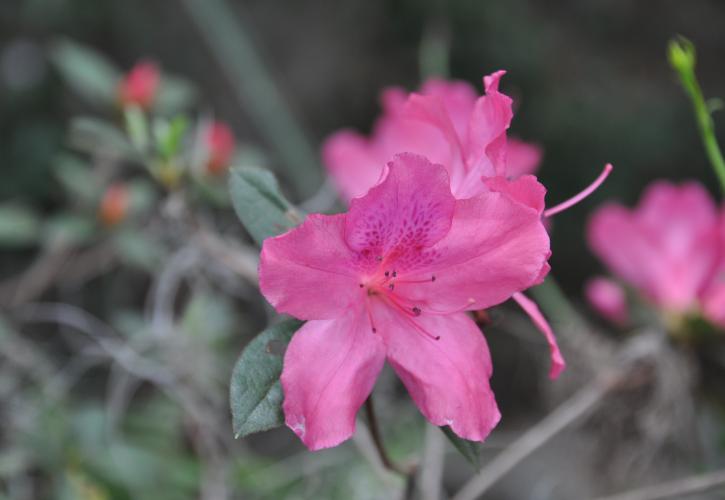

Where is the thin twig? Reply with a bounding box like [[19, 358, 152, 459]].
[[451, 334, 663, 500], [364, 397, 411, 477], [419, 424, 447, 500], [593, 469, 725, 500]]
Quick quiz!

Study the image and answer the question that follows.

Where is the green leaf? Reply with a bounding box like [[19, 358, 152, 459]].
[[53, 154, 98, 205], [42, 213, 96, 247], [0, 204, 41, 247], [50, 39, 121, 106], [153, 115, 189, 161], [124, 105, 150, 152], [441, 426, 480, 468], [229, 166, 302, 246], [230, 319, 303, 438], [69, 117, 137, 160]]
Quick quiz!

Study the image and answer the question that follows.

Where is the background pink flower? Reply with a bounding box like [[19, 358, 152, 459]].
[[588, 180, 720, 318]]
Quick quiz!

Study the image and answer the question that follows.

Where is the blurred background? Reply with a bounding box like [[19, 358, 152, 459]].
[[1, 1, 725, 499]]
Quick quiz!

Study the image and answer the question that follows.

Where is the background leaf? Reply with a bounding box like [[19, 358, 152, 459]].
[[50, 39, 121, 106], [229, 166, 302, 246], [230, 319, 303, 438], [0, 204, 41, 247], [441, 426, 481, 468], [69, 117, 137, 160]]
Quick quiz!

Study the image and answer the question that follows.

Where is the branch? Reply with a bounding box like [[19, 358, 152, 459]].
[[593, 469, 725, 500], [451, 333, 663, 500]]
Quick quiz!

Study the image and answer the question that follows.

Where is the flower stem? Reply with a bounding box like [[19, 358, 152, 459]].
[[669, 37, 725, 196], [364, 397, 410, 477]]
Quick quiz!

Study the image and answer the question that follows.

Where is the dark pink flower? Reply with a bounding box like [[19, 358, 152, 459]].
[[118, 60, 160, 109], [259, 154, 550, 450], [585, 276, 629, 326], [588, 181, 720, 318], [323, 73, 542, 201], [204, 121, 236, 175]]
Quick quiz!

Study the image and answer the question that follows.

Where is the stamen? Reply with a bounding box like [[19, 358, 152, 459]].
[[395, 275, 437, 285], [422, 297, 476, 316], [364, 295, 378, 334], [543, 163, 613, 218], [379, 293, 440, 341]]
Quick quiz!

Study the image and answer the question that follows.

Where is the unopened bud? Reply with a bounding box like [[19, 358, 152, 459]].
[[118, 60, 160, 109], [204, 121, 236, 175], [99, 183, 130, 226]]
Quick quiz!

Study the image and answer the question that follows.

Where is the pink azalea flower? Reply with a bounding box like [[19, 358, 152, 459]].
[[588, 180, 720, 318], [322, 71, 615, 383], [322, 72, 542, 201], [259, 154, 551, 450], [118, 60, 160, 109], [585, 276, 629, 326]]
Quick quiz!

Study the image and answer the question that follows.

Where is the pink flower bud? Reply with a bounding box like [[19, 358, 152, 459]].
[[118, 60, 160, 109], [99, 183, 129, 226], [585, 277, 629, 326], [205, 122, 235, 175]]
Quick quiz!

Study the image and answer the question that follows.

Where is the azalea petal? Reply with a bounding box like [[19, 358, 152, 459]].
[[403, 94, 469, 193], [344, 154, 456, 260], [373, 303, 500, 441], [465, 70, 513, 178], [512, 292, 565, 379], [483, 174, 547, 214], [395, 190, 550, 312], [506, 138, 543, 178], [260, 214, 361, 320], [281, 308, 386, 450], [419, 79, 478, 138], [322, 130, 385, 202]]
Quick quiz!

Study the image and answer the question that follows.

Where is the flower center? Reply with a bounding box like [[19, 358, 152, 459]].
[[358, 264, 474, 341]]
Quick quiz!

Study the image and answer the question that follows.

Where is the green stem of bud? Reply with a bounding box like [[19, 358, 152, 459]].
[[669, 37, 725, 196]]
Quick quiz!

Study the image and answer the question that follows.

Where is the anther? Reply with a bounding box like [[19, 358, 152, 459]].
[[431, 275, 436, 282], [389, 284, 395, 291], [384, 271, 390, 277], [359, 283, 364, 288], [392, 271, 397, 278], [412, 306, 421, 316], [372, 327, 377, 333]]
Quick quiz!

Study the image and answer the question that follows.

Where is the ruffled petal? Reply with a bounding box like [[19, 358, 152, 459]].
[[281, 308, 386, 451], [373, 303, 500, 441], [419, 79, 478, 138], [322, 130, 385, 202], [512, 292, 565, 379], [394, 190, 550, 312], [465, 70, 513, 178], [260, 214, 360, 320], [344, 154, 455, 259], [483, 174, 547, 214]]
